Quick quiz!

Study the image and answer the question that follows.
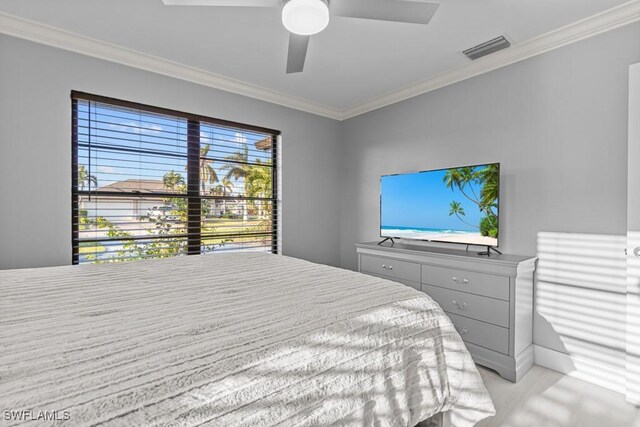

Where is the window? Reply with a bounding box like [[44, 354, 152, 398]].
[[72, 92, 279, 264]]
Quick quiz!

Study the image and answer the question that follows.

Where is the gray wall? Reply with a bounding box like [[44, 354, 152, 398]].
[[0, 34, 342, 269], [339, 23, 640, 355]]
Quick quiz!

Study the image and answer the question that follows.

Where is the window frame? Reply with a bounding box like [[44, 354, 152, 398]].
[[71, 91, 280, 264]]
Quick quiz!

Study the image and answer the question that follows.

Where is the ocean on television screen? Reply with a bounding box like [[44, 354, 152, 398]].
[[380, 227, 478, 235]]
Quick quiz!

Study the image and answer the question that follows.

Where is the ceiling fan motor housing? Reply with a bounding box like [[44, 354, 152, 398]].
[[282, 0, 330, 36]]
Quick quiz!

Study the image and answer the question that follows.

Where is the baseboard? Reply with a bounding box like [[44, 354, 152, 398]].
[[533, 345, 625, 394], [514, 345, 535, 382]]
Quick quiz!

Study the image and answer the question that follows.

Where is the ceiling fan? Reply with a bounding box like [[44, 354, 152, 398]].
[[162, 0, 439, 74]]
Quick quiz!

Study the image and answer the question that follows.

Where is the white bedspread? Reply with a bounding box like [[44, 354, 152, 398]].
[[0, 253, 494, 426]]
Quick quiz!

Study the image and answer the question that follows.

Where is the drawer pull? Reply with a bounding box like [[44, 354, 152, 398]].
[[452, 276, 458, 282], [462, 279, 469, 284], [452, 300, 468, 310], [381, 264, 393, 271], [458, 327, 469, 335]]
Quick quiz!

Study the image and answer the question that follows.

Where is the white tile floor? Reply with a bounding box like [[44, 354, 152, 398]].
[[477, 365, 640, 427]]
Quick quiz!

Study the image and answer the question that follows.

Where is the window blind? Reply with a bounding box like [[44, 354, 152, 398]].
[[72, 91, 279, 264]]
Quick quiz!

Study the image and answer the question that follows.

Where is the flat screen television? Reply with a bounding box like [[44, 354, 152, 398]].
[[380, 163, 500, 247]]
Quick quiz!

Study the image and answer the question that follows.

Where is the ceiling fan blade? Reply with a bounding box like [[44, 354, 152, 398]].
[[162, 0, 280, 6], [331, 0, 439, 25], [286, 34, 310, 74]]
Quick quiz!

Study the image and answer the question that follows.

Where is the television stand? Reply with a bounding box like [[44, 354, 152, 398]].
[[378, 237, 395, 246], [478, 246, 502, 256]]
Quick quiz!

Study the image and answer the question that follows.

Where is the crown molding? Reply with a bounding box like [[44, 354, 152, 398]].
[[0, 12, 343, 120], [1, 1, 639, 122], [340, 0, 640, 120]]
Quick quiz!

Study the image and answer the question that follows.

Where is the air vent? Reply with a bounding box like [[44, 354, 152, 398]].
[[463, 36, 511, 60]]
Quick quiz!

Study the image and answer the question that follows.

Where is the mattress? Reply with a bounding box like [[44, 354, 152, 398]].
[[0, 253, 494, 426]]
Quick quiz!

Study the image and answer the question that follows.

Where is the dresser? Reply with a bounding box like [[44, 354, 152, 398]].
[[356, 241, 537, 382]]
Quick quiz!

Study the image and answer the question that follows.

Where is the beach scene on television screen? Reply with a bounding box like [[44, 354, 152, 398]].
[[381, 164, 499, 246]]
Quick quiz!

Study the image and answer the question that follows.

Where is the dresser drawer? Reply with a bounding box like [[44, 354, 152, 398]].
[[421, 264, 510, 301], [364, 272, 421, 291], [422, 284, 510, 327], [360, 254, 420, 283], [448, 312, 509, 355]]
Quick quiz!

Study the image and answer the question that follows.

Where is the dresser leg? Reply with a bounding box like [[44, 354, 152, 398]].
[[493, 366, 517, 382], [481, 345, 535, 382]]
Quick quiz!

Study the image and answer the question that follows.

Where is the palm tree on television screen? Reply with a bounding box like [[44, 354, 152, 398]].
[[443, 164, 498, 238]]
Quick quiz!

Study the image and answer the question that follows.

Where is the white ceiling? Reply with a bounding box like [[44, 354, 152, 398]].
[[0, 0, 632, 112]]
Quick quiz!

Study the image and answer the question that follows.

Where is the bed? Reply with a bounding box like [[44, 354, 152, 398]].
[[0, 253, 494, 426]]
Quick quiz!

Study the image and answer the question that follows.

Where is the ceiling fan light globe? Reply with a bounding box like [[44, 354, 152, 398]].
[[282, 0, 329, 36]]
